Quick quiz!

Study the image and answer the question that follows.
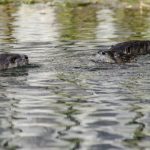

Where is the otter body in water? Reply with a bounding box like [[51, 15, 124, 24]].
[[96, 40, 150, 63], [0, 53, 29, 70]]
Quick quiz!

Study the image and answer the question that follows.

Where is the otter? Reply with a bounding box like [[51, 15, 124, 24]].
[[96, 40, 150, 63], [0, 53, 29, 70]]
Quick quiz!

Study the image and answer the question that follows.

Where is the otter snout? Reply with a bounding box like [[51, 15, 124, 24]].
[[22, 54, 29, 65], [94, 51, 115, 63]]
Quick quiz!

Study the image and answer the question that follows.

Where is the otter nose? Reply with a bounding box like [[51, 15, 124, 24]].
[[101, 51, 106, 55], [24, 55, 29, 64], [24, 55, 28, 60]]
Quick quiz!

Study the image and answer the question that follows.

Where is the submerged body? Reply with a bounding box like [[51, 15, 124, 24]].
[[96, 40, 150, 63], [0, 53, 29, 70]]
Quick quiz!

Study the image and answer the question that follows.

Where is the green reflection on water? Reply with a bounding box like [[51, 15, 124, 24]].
[[121, 75, 149, 149], [56, 3, 98, 40], [114, 8, 150, 40], [0, 4, 17, 43], [0, 2, 150, 42], [124, 105, 145, 149]]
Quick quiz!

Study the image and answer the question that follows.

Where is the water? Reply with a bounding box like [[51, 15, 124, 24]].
[[0, 2, 150, 150]]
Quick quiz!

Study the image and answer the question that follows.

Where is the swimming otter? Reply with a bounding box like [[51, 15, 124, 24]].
[[96, 40, 150, 63], [0, 53, 29, 70]]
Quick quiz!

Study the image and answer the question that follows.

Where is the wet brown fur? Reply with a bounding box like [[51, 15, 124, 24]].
[[102, 40, 150, 63]]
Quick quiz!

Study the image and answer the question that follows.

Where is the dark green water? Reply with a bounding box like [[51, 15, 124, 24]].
[[0, 2, 150, 150]]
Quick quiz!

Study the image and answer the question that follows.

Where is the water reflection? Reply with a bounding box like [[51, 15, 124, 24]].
[[13, 4, 59, 42], [0, 4, 17, 43], [120, 67, 150, 149], [114, 8, 150, 40], [0, 67, 29, 77], [56, 4, 98, 40], [96, 8, 117, 43], [124, 106, 145, 149]]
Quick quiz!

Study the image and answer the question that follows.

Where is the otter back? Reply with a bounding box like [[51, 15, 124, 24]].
[[110, 40, 150, 56]]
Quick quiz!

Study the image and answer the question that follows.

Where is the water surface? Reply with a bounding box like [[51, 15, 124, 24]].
[[0, 3, 150, 150]]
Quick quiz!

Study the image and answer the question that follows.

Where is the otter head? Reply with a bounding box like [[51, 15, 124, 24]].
[[95, 50, 132, 63], [7, 54, 29, 69], [95, 51, 117, 63]]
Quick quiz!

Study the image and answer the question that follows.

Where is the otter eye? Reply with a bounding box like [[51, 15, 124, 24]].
[[101, 51, 106, 55]]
